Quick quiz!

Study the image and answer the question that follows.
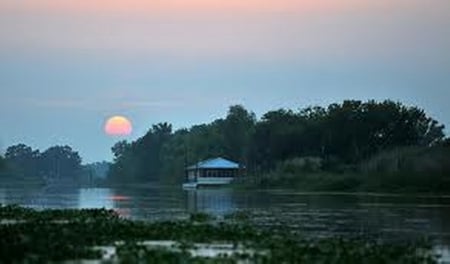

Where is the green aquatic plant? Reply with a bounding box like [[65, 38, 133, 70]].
[[0, 205, 439, 263], [117, 243, 191, 264], [190, 212, 215, 223], [224, 210, 252, 221]]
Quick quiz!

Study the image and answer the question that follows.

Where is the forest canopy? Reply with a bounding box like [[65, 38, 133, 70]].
[[107, 100, 446, 184], [1, 144, 83, 184]]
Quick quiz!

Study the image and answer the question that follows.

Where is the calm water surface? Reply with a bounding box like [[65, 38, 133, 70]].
[[2, 185, 450, 251]]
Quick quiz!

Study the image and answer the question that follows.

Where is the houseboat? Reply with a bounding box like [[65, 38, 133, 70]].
[[182, 157, 242, 188]]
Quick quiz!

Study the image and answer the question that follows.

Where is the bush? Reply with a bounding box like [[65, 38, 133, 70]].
[[279, 157, 323, 173], [360, 146, 450, 192]]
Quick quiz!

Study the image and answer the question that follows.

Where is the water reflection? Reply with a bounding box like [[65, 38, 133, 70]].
[[185, 188, 234, 215], [78, 188, 114, 209], [0, 188, 5, 204], [2, 185, 450, 247]]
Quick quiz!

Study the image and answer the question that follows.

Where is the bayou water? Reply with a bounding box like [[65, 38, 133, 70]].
[[1, 184, 450, 260]]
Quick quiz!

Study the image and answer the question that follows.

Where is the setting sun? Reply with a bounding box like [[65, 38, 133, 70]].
[[104, 116, 132, 136]]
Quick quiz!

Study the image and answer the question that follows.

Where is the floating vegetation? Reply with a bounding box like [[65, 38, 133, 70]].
[[189, 212, 214, 223], [0, 204, 438, 263], [224, 210, 252, 222]]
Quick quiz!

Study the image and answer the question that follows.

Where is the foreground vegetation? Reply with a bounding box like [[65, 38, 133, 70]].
[[0, 205, 438, 263]]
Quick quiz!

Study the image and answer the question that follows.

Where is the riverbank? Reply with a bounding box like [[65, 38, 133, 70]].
[[238, 146, 450, 194], [0, 205, 438, 263], [237, 170, 450, 194]]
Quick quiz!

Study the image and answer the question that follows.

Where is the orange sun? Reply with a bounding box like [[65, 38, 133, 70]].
[[104, 116, 133, 136]]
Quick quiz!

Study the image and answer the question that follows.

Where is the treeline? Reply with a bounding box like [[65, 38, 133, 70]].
[[0, 144, 82, 184], [0, 155, 6, 171], [108, 100, 447, 185], [0, 144, 108, 186]]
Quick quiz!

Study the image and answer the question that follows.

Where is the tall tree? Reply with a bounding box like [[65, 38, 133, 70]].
[[250, 109, 305, 170], [39, 146, 82, 180], [108, 123, 174, 182], [107, 100, 446, 183], [5, 144, 40, 178], [444, 138, 450, 147], [222, 105, 256, 163], [111, 140, 130, 160], [321, 100, 445, 163], [0, 155, 6, 171]]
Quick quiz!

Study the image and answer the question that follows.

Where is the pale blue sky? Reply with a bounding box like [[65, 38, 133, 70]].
[[1, 0, 449, 162]]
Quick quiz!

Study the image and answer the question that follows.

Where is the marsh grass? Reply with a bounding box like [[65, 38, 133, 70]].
[[190, 212, 214, 223], [241, 146, 450, 194], [0, 205, 438, 263]]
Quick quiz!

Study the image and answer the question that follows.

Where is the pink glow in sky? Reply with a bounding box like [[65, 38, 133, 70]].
[[0, 0, 383, 14], [1, 0, 448, 61], [1, 0, 450, 162]]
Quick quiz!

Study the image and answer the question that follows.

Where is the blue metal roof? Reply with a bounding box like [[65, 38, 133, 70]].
[[187, 157, 240, 170]]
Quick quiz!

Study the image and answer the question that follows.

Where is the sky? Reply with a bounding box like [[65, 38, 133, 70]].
[[1, 0, 450, 163]]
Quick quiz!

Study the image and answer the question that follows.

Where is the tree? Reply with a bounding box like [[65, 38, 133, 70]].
[[39, 145, 82, 180], [108, 123, 174, 183], [187, 122, 226, 161], [107, 100, 446, 183], [5, 144, 40, 178], [111, 140, 130, 160], [314, 100, 446, 163], [444, 138, 450, 147], [0, 155, 5, 171], [159, 129, 191, 182], [222, 105, 256, 163], [140, 122, 173, 180], [250, 109, 301, 171]]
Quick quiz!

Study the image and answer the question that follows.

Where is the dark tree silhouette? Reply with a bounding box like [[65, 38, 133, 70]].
[[39, 145, 82, 180], [107, 101, 446, 184], [0, 155, 6, 170], [5, 144, 40, 178]]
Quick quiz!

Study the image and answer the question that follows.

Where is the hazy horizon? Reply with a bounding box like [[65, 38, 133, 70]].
[[1, 0, 450, 163]]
